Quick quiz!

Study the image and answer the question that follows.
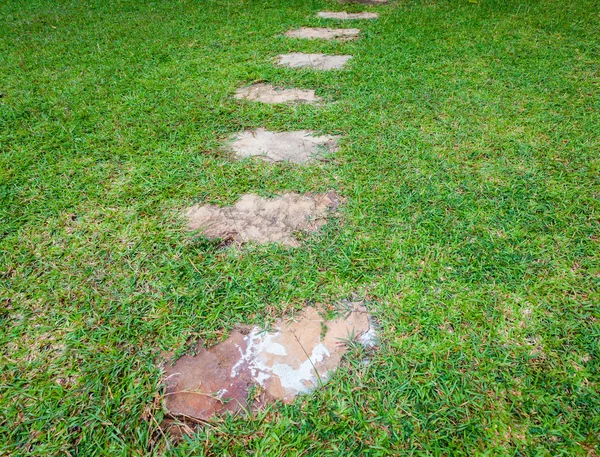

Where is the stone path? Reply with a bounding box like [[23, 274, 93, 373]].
[[234, 83, 320, 104], [229, 128, 339, 163], [317, 11, 379, 19], [185, 192, 339, 247], [163, 304, 375, 421], [284, 27, 360, 40], [276, 53, 352, 70]]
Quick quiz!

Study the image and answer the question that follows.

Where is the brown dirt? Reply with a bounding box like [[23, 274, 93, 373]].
[[162, 304, 375, 421], [184, 192, 340, 247]]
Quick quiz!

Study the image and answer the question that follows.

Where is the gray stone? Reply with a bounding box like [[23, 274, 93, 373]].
[[234, 83, 320, 104], [185, 192, 340, 247], [317, 11, 379, 19], [276, 53, 352, 70], [229, 128, 340, 164], [284, 27, 360, 40]]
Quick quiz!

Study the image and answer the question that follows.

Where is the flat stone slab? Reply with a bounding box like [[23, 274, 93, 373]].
[[163, 304, 376, 420], [276, 53, 352, 70], [317, 11, 379, 19], [284, 27, 360, 40], [234, 83, 320, 104], [184, 192, 339, 246], [339, 0, 388, 4], [229, 128, 339, 163]]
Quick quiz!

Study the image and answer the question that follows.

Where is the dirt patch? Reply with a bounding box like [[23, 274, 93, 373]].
[[229, 128, 340, 163], [276, 53, 352, 70], [184, 192, 339, 247], [317, 11, 379, 19], [284, 27, 360, 40], [163, 304, 376, 421], [234, 84, 320, 104]]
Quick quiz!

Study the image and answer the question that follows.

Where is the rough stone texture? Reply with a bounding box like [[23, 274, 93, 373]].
[[234, 84, 320, 104], [184, 192, 339, 247], [339, 0, 388, 4], [317, 11, 379, 19], [163, 304, 376, 420], [229, 128, 340, 164], [284, 27, 360, 40], [276, 53, 352, 70]]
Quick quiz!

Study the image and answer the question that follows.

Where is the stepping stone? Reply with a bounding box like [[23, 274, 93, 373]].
[[284, 27, 360, 40], [234, 83, 320, 104], [340, 0, 388, 4], [163, 304, 377, 420], [317, 11, 379, 19], [276, 53, 352, 70], [184, 192, 339, 247], [228, 128, 340, 164]]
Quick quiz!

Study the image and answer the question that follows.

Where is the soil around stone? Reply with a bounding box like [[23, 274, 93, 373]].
[[228, 128, 340, 164], [284, 27, 360, 40], [163, 304, 376, 421], [234, 83, 320, 104], [317, 11, 379, 19], [276, 53, 352, 70], [184, 192, 339, 247]]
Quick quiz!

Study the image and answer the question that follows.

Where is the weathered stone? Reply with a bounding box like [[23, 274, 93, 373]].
[[163, 304, 376, 420], [234, 83, 320, 104], [184, 192, 339, 247], [339, 0, 388, 4], [229, 128, 339, 164], [317, 11, 379, 19], [284, 27, 360, 40], [276, 53, 352, 70]]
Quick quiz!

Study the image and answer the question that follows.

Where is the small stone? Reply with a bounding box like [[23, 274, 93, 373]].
[[284, 27, 360, 40], [162, 304, 376, 420], [317, 11, 379, 19], [234, 83, 320, 104], [184, 192, 339, 246], [276, 53, 352, 70], [229, 128, 340, 164]]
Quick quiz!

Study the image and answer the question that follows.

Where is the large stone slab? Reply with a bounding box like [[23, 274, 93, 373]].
[[339, 0, 388, 4], [284, 27, 360, 40], [317, 11, 379, 19], [234, 83, 320, 104], [184, 192, 339, 247], [163, 304, 376, 420], [276, 53, 352, 70], [229, 128, 339, 164]]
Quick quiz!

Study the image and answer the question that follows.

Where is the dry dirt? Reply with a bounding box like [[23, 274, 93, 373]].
[[276, 53, 353, 70], [317, 11, 379, 19], [234, 83, 320, 104], [163, 304, 376, 420], [284, 27, 360, 40], [228, 128, 340, 163], [184, 192, 339, 247]]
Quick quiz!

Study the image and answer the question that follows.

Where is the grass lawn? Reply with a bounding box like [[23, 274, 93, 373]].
[[1, 0, 599, 454]]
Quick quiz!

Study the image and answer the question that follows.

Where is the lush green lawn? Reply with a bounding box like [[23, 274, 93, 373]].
[[1, 0, 599, 454]]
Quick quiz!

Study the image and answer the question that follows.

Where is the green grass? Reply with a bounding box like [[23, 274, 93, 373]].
[[1, 0, 599, 454]]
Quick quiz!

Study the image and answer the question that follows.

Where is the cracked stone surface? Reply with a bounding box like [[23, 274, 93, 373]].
[[234, 83, 320, 104], [284, 27, 360, 40], [163, 304, 376, 420], [317, 11, 379, 19], [276, 53, 352, 70], [184, 192, 339, 247], [228, 128, 340, 164]]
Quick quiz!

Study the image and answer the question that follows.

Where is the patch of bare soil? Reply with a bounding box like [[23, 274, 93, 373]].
[[184, 192, 339, 247], [276, 53, 352, 70], [163, 304, 376, 421], [317, 11, 379, 19], [234, 83, 320, 104], [229, 128, 340, 163], [284, 27, 360, 40]]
